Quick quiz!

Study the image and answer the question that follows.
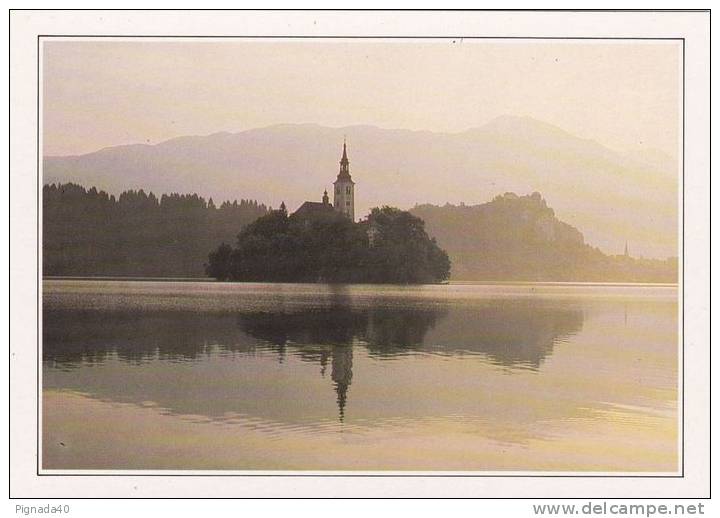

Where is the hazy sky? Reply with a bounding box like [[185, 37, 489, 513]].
[[42, 39, 680, 157]]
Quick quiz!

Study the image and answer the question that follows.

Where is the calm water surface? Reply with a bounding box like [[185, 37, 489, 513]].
[[42, 280, 678, 472]]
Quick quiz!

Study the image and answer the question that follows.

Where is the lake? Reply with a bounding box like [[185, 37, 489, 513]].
[[42, 280, 679, 472]]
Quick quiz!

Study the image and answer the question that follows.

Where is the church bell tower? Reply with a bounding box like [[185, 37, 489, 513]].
[[333, 140, 355, 220]]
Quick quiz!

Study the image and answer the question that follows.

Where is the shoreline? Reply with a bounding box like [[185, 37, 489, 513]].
[[42, 276, 679, 288]]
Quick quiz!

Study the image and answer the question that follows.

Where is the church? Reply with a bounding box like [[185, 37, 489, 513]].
[[293, 140, 356, 221]]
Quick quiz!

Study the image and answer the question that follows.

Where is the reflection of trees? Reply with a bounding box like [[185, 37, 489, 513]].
[[44, 301, 583, 421], [43, 309, 244, 366], [364, 308, 442, 353]]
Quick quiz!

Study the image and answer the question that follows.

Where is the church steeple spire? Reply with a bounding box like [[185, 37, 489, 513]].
[[333, 139, 355, 220], [341, 138, 349, 165], [338, 138, 350, 177]]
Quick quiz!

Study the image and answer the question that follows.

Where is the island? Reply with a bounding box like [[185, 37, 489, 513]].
[[205, 205, 452, 284]]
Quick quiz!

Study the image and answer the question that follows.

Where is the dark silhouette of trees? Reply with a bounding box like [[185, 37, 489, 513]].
[[205, 243, 234, 281], [43, 183, 268, 277], [364, 207, 451, 283], [205, 206, 451, 284]]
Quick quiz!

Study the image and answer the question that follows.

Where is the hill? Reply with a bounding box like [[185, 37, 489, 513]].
[[411, 192, 677, 283], [43, 116, 678, 259]]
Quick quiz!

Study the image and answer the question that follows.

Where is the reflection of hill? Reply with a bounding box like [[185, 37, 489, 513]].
[[421, 304, 584, 368], [44, 301, 583, 420]]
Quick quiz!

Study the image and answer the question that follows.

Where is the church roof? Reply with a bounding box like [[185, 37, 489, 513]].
[[292, 201, 336, 219]]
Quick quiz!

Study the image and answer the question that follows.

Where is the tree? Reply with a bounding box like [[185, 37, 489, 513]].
[[205, 242, 233, 280], [365, 207, 451, 283]]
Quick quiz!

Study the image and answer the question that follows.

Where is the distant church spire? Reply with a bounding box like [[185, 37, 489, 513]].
[[624, 241, 629, 257]]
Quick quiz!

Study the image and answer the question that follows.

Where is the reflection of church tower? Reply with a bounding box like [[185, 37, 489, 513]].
[[331, 344, 353, 421], [333, 140, 355, 220]]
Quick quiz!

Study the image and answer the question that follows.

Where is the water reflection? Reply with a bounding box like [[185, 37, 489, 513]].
[[234, 304, 583, 419], [42, 281, 679, 471], [44, 300, 583, 422]]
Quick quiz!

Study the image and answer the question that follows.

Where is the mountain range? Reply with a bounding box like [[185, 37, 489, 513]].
[[43, 115, 678, 259]]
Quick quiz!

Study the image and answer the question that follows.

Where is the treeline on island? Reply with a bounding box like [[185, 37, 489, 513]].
[[43, 183, 268, 277], [206, 206, 451, 284], [411, 192, 678, 283]]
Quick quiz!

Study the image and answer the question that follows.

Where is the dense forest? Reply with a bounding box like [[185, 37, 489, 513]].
[[206, 206, 451, 284], [43, 183, 268, 277], [411, 192, 678, 283]]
